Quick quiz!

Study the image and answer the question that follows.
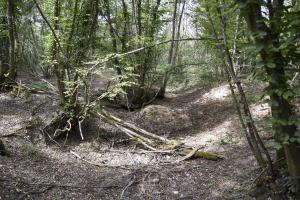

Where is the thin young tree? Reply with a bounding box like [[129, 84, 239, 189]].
[[236, 0, 300, 193]]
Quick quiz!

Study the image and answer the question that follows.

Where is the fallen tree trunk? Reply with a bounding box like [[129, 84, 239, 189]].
[[96, 109, 222, 161], [97, 110, 170, 143]]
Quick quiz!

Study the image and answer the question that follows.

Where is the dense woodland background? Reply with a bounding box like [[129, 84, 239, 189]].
[[0, 0, 300, 199]]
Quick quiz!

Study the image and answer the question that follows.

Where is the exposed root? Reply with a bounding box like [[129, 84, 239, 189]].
[[42, 113, 78, 141]]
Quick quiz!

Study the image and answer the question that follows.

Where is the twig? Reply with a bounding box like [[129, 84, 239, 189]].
[[78, 119, 84, 140], [173, 146, 202, 163], [17, 80, 22, 97], [135, 138, 157, 151], [70, 150, 131, 170], [99, 149, 175, 154], [32, 0, 64, 55], [119, 175, 136, 200], [85, 37, 217, 73], [63, 131, 69, 146], [43, 130, 64, 150]]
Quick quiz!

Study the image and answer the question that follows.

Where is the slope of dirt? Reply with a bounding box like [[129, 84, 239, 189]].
[[0, 83, 271, 200]]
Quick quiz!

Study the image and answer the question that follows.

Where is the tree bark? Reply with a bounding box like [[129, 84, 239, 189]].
[[0, 15, 9, 85], [157, 0, 180, 98], [103, 0, 122, 75], [52, 0, 66, 104], [236, 0, 300, 192], [6, 0, 16, 82], [216, 0, 273, 171]]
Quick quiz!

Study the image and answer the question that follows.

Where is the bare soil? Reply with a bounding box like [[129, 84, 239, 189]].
[[0, 82, 271, 200]]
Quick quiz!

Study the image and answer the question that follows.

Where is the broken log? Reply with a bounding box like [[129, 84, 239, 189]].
[[178, 148, 220, 161]]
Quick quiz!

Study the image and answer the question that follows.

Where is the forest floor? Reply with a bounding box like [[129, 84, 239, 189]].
[[0, 78, 273, 199]]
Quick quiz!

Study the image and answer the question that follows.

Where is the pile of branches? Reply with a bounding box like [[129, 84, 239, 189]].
[[97, 109, 221, 161], [43, 100, 221, 161]]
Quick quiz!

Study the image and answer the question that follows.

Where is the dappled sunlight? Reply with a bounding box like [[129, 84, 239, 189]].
[[0, 0, 298, 198], [250, 103, 270, 118], [193, 84, 231, 104], [183, 119, 235, 147], [166, 87, 199, 98], [0, 114, 25, 135]]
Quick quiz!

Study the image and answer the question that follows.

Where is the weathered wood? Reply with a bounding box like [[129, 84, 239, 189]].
[[178, 148, 220, 161], [97, 110, 221, 161]]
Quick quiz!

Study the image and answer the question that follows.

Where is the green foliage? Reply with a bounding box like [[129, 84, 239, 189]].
[[25, 144, 37, 155], [219, 132, 236, 145]]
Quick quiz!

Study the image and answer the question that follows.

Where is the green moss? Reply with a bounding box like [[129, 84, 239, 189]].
[[179, 148, 219, 161]]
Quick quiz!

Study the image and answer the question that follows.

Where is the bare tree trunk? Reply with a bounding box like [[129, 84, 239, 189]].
[[0, 16, 10, 85], [136, 0, 142, 37], [121, 0, 129, 53], [158, 0, 182, 98], [103, 0, 122, 75], [66, 0, 79, 57], [204, 1, 272, 171], [168, 0, 178, 65], [52, 0, 66, 104], [131, 0, 162, 107], [216, 1, 273, 172], [232, 11, 240, 73], [7, 0, 17, 82], [173, 0, 185, 64]]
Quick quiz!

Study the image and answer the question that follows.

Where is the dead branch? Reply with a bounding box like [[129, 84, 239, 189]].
[[178, 148, 221, 161], [173, 146, 202, 163], [99, 149, 175, 154], [95, 110, 221, 161], [119, 175, 136, 200], [86, 37, 217, 70], [98, 110, 170, 143], [70, 151, 131, 170], [32, 0, 64, 55]]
